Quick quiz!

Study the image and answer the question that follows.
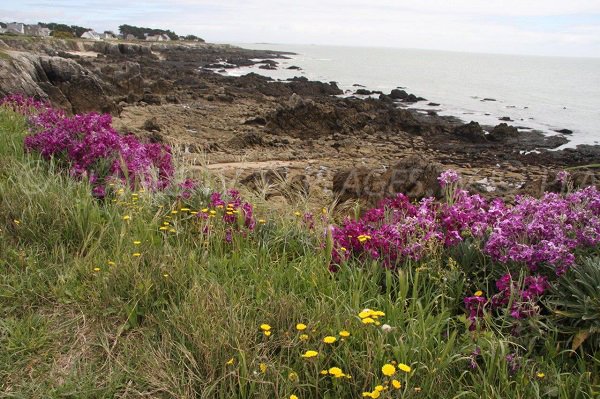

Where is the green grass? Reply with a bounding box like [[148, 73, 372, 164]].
[[0, 107, 598, 398]]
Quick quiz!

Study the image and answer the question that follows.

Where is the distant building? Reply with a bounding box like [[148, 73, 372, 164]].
[[101, 32, 117, 40], [146, 34, 171, 42], [125, 34, 136, 40], [6, 22, 25, 35], [0, 27, 6, 34], [80, 30, 101, 40], [24, 25, 51, 37]]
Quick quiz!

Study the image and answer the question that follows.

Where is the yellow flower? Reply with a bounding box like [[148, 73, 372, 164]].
[[375, 385, 385, 392], [391, 379, 402, 389], [226, 358, 234, 365], [190, 211, 198, 215], [107, 261, 116, 266], [132, 253, 141, 257], [159, 226, 168, 231], [171, 210, 178, 214], [122, 215, 131, 220], [294, 211, 301, 216], [322, 207, 328, 214], [361, 317, 375, 324], [180, 208, 190, 211], [296, 323, 307, 331], [398, 363, 411, 373], [340, 247, 347, 252], [226, 211, 234, 215], [328, 367, 343, 377], [288, 371, 299, 382], [371, 310, 385, 318], [13, 219, 21, 225], [474, 290, 483, 297], [370, 390, 381, 399], [357, 234, 371, 242], [299, 334, 309, 341], [259, 363, 267, 373], [290, 395, 298, 399], [209, 210, 217, 215], [93, 267, 101, 272], [163, 273, 169, 278], [169, 229, 176, 233], [536, 372, 545, 379], [133, 240, 141, 245], [258, 219, 266, 224], [339, 330, 350, 337], [320, 370, 328, 375], [414, 387, 422, 392], [301, 350, 318, 359], [323, 336, 337, 344], [260, 324, 271, 331], [201, 208, 209, 213], [382, 363, 396, 376], [362, 393, 373, 398], [264, 331, 272, 337]]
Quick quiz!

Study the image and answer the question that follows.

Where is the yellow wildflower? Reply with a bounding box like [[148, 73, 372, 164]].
[[375, 385, 385, 392], [290, 395, 298, 399], [398, 363, 411, 373], [301, 350, 318, 359], [226, 358, 234, 365], [133, 240, 141, 245], [323, 336, 337, 344], [320, 370, 328, 375], [361, 317, 375, 324], [294, 211, 301, 216], [392, 379, 402, 389], [258, 219, 266, 224], [163, 274, 169, 278], [296, 323, 307, 331], [357, 234, 371, 242], [260, 324, 271, 331], [201, 208, 209, 213], [93, 267, 101, 272], [264, 331, 272, 337], [210, 210, 217, 215], [122, 215, 130, 220], [288, 371, 299, 382], [299, 334, 309, 341], [13, 219, 21, 225], [328, 367, 344, 378], [474, 290, 483, 297], [180, 208, 190, 212], [159, 226, 168, 231], [371, 310, 385, 318], [107, 261, 116, 266], [169, 229, 176, 233], [339, 330, 350, 337], [171, 210, 178, 214], [370, 390, 381, 398], [536, 372, 545, 379], [132, 253, 141, 257], [259, 363, 267, 373], [382, 363, 396, 376]]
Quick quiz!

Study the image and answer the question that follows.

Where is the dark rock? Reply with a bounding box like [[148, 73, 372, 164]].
[[404, 94, 419, 103], [453, 121, 487, 143], [389, 89, 408, 100], [258, 64, 277, 70], [333, 155, 445, 205], [555, 128, 573, 135], [287, 65, 301, 70], [428, 102, 440, 106], [355, 89, 372, 95], [243, 116, 267, 126], [488, 123, 519, 141], [142, 117, 161, 132], [499, 116, 513, 122], [482, 98, 496, 102], [228, 132, 263, 148]]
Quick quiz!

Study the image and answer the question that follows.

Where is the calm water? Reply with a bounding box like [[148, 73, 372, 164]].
[[226, 43, 600, 148]]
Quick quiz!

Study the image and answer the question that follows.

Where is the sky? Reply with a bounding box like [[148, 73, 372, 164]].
[[2, 0, 600, 57]]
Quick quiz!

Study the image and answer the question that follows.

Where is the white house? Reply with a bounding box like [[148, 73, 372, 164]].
[[80, 30, 101, 40], [101, 32, 117, 40], [24, 25, 51, 37], [6, 22, 25, 35], [125, 34, 136, 40], [146, 34, 171, 42]]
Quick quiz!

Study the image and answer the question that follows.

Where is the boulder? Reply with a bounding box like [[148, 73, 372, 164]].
[[555, 128, 573, 135], [389, 89, 408, 100], [488, 123, 519, 141], [333, 155, 445, 205], [355, 89, 372, 95], [453, 121, 487, 143]]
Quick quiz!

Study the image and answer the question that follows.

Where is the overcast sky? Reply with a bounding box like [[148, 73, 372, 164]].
[[2, 0, 600, 57]]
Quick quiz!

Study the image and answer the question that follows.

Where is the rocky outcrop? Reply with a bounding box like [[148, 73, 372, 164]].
[[0, 52, 116, 114], [453, 121, 487, 143], [333, 155, 445, 205], [488, 123, 519, 141]]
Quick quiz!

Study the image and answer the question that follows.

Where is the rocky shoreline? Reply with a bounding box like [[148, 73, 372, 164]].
[[1, 36, 598, 205]]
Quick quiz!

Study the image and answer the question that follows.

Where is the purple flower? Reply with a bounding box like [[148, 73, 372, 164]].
[[438, 169, 460, 187]]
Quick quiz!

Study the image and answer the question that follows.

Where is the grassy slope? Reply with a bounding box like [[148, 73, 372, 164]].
[[0, 108, 597, 398]]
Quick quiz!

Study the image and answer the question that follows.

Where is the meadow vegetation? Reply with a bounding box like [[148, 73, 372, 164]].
[[0, 97, 599, 398]]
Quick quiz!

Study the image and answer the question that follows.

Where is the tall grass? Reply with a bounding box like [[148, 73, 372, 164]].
[[0, 108, 598, 398]]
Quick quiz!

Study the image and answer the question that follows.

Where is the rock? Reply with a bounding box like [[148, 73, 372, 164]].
[[499, 116, 513, 122], [482, 98, 496, 102], [453, 121, 487, 143], [521, 170, 600, 197], [287, 65, 301, 70], [355, 89, 372, 95], [389, 89, 408, 100], [555, 128, 573, 135], [428, 102, 440, 106], [404, 94, 419, 103], [227, 132, 263, 148], [259, 64, 277, 70], [488, 123, 519, 141], [333, 155, 445, 205], [243, 116, 267, 126], [142, 117, 161, 132]]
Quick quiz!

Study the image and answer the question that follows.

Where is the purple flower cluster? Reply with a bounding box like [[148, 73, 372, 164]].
[[198, 189, 256, 236], [0, 93, 49, 115], [3, 95, 174, 196], [438, 169, 460, 187]]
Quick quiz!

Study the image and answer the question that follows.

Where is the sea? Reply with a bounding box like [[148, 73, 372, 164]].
[[223, 43, 600, 148]]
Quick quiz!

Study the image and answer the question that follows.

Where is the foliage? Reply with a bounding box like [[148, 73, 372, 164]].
[[0, 97, 599, 397], [183, 34, 205, 42], [545, 257, 600, 350], [39, 21, 90, 37], [118, 24, 178, 40]]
